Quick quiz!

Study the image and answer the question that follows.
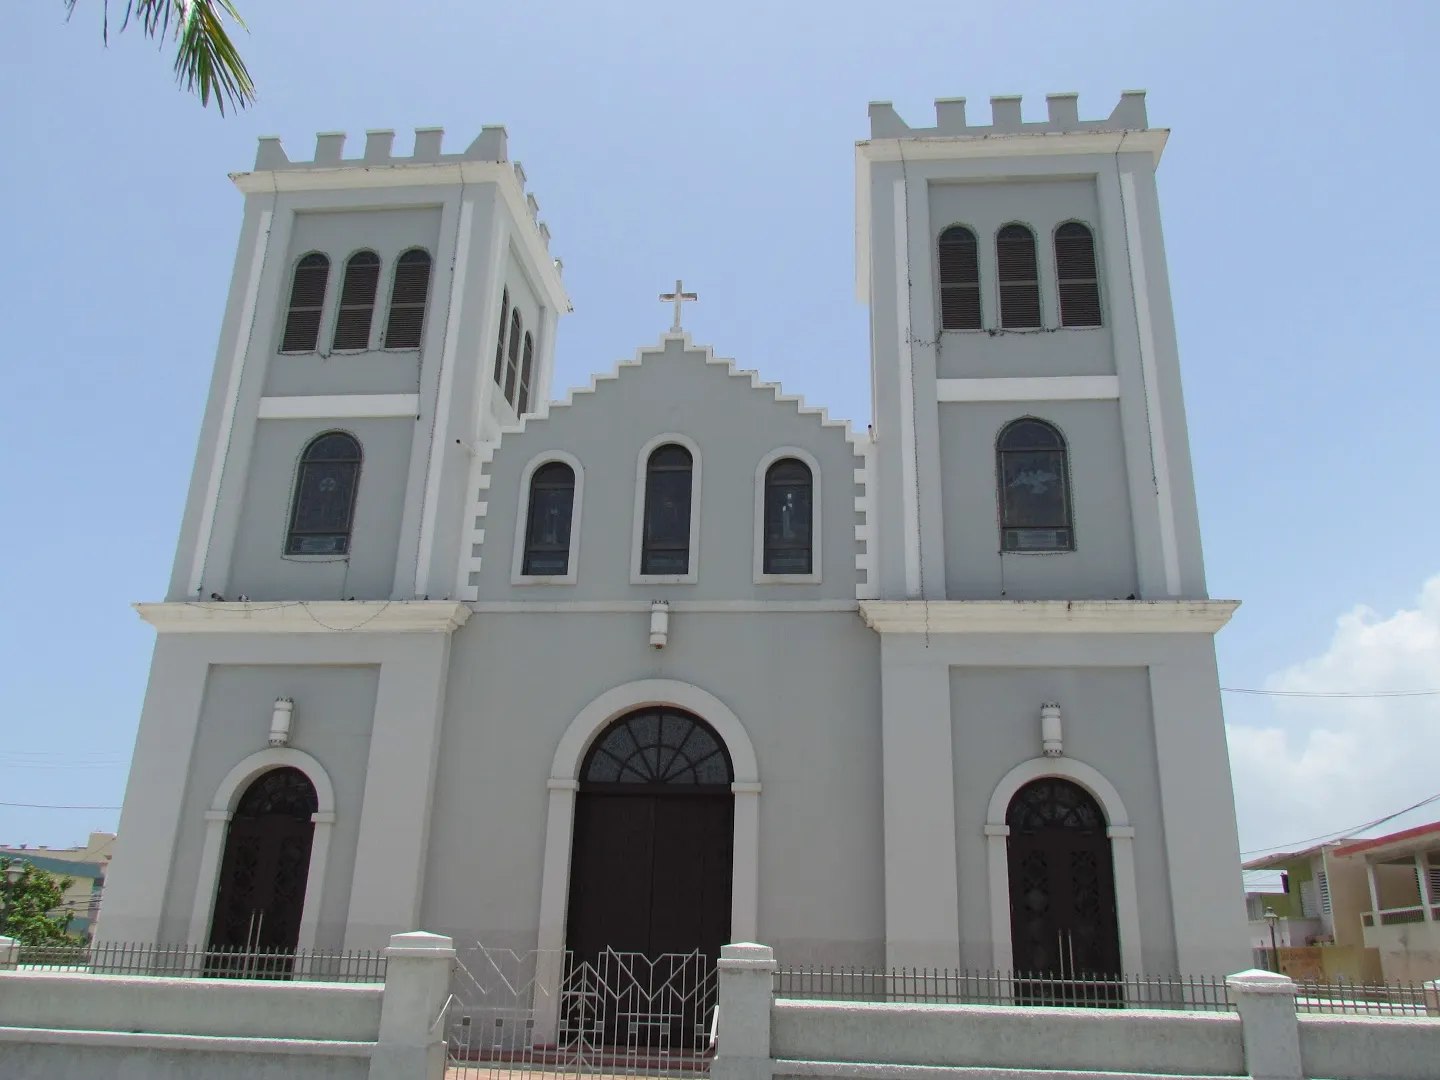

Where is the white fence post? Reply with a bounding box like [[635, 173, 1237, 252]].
[[1227, 968, 1302, 1080], [711, 943, 777, 1080], [369, 931, 456, 1080], [0, 937, 16, 970]]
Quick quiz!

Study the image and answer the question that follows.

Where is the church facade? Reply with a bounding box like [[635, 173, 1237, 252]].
[[98, 92, 1251, 978]]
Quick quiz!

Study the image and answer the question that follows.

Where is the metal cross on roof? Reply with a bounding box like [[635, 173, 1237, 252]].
[[659, 279, 697, 333]]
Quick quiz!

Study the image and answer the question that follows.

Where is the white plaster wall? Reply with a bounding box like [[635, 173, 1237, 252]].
[[770, 999, 1245, 1075], [949, 664, 1175, 972], [422, 610, 883, 965], [157, 663, 379, 946], [937, 399, 1139, 601], [227, 417, 416, 602], [1298, 1014, 1440, 1080]]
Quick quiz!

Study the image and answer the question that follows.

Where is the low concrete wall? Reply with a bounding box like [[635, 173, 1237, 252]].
[[0, 1039, 369, 1080], [0, 970, 382, 1041], [771, 999, 1245, 1076], [1298, 1015, 1440, 1080]]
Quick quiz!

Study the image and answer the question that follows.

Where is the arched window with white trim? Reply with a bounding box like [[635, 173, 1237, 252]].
[[517, 332, 535, 415], [331, 250, 381, 351], [504, 308, 524, 406], [383, 248, 432, 348], [641, 444, 693, 575], [522, 461, 576, 576], [493, 289, 510, 386], [763, 458, 813, 575], [280, 254, 330, 353]]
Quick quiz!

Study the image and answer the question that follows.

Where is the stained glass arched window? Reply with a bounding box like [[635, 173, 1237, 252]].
[[582, 708, 733, 787], [997, 418, 1072, 552], [286, 432, 362, 555], [522, 461, 575, 576], [641, 444, 693, 575], [763, 458, 813, 574], [235, 767, 319, 820]]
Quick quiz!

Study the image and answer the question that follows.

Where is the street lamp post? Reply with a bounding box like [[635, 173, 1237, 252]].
[[1264, 907, 1280, 972]]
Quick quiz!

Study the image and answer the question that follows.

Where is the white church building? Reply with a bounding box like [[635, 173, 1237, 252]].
[[98, 91, 1251, 979]]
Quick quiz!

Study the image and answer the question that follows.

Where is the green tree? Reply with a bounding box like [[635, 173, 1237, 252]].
[[0, 858, 80, 946], [66, 1, 255, 114]]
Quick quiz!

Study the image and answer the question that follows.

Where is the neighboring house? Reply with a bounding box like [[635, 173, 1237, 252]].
[[96, 91, 1253, 981], [1333, 822, 1440, 983], [0, 832, 115, 939]]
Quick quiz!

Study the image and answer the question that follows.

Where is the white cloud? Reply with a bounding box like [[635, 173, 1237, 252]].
[[1227, 574, 1440, 855]]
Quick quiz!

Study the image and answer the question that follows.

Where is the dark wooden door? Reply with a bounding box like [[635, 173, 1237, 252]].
[[209, 814, 315, 952], [1006, 778, 1120, 998], [566, 792, 733, 961]]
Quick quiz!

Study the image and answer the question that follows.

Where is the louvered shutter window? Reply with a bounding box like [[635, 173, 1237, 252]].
[[280, 254, 330, 353], [937, 226, 982, 330], [493, 290, 510, 386], [504, 309, 523, 405], [330, 251, 381, 351], [641, 444, 693, 575], [996, 224, 1042, 329], [1055, 223, 1102, 327], [517, 333, 535, 415], [286, 432, 362, 555], [522, 462, 575, 576], [383, 249, 432, 349], [997, 418, 1073, 551]]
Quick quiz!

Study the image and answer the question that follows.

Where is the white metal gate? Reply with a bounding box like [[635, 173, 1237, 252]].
[[445, 945, 716, 1079]]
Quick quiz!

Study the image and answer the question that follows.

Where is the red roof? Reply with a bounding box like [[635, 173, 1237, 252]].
[[1334, 820, 1440, 858]]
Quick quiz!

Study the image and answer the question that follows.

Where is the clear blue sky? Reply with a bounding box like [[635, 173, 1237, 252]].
[[2, 1, 1437, 858]]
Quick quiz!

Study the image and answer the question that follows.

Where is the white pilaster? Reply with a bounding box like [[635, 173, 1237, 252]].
[[187, 811, 231, 947], [731, 784, 762, 943], [297, 812, 335, 952], [891, 178, 922, 600], [1108, 826, 1144, 974], [984, 824, 1011, 971]]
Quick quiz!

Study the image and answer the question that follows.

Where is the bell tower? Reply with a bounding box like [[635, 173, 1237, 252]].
[[858, 92, 1207, 603]]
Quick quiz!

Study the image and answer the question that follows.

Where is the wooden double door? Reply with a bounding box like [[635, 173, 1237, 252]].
[[1006, 778, 1121, 993]]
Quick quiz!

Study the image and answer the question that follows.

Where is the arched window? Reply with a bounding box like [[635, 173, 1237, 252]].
[[503, 309, 524, 406], [286, 432, 362, 555], [581, 708, 733, 787], [938, 225, 982, 330], [517, 333, 535, 415], [996, 224, 1042, 329], [383, 248, 432, 348], [1054, 223, 1101, 327], [330, 251, 381, 350], [763, 458, 813, 574], [997, 419, 1072, 552], [641, 444, 693, 575], [493, 289, 510, 386], [522, 461, 575, 576], [280, 254, 330, 353]]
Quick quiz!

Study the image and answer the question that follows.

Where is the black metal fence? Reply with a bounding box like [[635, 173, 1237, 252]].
[[11, 941, 386, 983], [1293, 982, 1435, 1016]]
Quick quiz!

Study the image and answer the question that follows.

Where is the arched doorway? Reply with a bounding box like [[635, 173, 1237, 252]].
[[1006, 778, 1121, 985], [567, 707, 734, 959], [208, 767, 318, 964]]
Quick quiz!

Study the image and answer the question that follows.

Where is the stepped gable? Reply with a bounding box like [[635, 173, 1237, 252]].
[[456, 332, 876, 601]]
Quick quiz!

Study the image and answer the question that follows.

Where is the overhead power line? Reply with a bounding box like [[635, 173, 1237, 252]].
[[0, 800, 122, 811], [1241, 789, 1440, 856], [1223, 687, 1440, 698]]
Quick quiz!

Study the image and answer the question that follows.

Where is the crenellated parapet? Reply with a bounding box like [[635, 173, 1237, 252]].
[[868, 91, 1148, 140]]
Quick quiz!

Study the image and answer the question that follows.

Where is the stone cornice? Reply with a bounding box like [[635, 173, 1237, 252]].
[[858, 599, 1239, 635], [135, 601, 471, 635]]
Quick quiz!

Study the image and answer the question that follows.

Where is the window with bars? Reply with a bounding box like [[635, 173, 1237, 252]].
[[280, 254, 330, 353], [383, 248, 432, 349], [1316, 870, 1332, 916], [517, 333, 535, 415], [997, 418, 1073, 552], [493, 289, 510, 387], [1054, 222, 1102, 327], [641, 444, 693, 575], [330, 251, 381, 351], [522, 461, 576, 576], [286, 432, 362, 555], [503, 309, 523, 406], [996, 224, 1042, 329], [763, 458, 813, 574], [937, 225, 982, 330]]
